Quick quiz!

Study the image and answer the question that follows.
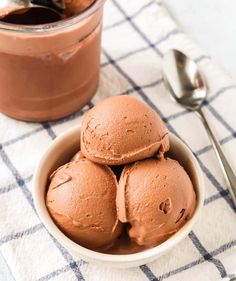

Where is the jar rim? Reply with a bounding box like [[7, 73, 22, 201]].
[[0, 0, 105, 34]]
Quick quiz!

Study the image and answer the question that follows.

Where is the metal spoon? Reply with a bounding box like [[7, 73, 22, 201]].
[[0, 0, 65, 20], [163, 49, 236, 206]]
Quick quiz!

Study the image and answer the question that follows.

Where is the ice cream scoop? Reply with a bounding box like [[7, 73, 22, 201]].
[[81, 95, 169, 165], [117, 157, 196, 246], [46, 159, 122, 250]]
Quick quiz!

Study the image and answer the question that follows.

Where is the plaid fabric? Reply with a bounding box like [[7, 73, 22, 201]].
[[0, 0, 236, 280]]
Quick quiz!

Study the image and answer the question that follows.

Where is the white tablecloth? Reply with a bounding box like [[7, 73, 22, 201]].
[[0, 1, 235, 280]]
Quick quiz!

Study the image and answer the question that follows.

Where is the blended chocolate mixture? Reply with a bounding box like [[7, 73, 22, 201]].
[[0, 0, 103, 121]]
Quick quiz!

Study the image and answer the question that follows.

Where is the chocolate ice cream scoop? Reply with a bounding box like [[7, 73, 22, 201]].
[[117, 157, 196, 247], [81, 95, 169, 165], [46, 159, 122, 250]]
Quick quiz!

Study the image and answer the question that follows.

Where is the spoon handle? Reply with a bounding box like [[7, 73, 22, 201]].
[[221, 273, 236, 281], [196, 108, 236, 205]]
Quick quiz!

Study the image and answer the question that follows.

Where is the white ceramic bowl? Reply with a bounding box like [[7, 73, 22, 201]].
[[33, 125, 205, 268]]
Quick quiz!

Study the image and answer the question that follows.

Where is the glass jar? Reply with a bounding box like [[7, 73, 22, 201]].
[[0, 0, 105, 121]]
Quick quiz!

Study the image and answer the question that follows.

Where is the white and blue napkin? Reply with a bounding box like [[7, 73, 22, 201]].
[[0, 0, 236, 280]]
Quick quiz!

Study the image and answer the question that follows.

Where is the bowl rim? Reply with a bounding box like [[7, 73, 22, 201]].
[[33, 125, 205, 264]]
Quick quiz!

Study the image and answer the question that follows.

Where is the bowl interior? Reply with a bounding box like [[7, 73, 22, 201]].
[[33, 126, 204, 267], [166, 138, 200, 203]]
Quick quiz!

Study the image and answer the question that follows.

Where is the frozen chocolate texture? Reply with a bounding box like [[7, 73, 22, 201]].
[[45, 96, 197, 254], [46, 159, 122, 250], [117, 157, 196, 247], [81, 95, 169, 165]]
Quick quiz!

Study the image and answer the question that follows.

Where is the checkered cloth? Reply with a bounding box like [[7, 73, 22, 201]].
[[0, 0, 236, 280]]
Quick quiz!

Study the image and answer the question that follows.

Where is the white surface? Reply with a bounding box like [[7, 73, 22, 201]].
[[0, 252, 13, 281], [163, 0, 236, 81]]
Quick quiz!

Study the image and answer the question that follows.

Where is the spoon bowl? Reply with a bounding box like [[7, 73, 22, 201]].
[[163, 49, 207, 110]]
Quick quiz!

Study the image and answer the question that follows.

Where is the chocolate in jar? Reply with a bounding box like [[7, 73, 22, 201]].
[[0, 0, 104, 121]]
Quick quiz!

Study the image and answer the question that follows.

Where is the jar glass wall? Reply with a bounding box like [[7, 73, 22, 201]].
[[0, 0, 105, 121]]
